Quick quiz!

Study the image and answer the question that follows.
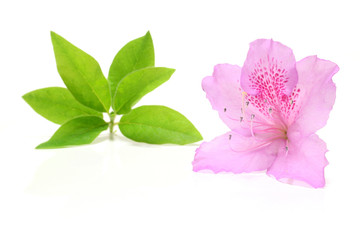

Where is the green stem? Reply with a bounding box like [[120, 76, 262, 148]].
[[109, 112, 116, 140]]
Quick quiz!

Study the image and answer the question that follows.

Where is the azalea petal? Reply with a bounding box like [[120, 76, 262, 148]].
[[241, 39, 298, 96], [229, 131, 284, 152], [202, 64, 243, 130], [289, 56, 339, 136], [203, 64, 269, 134], [267, 134, 328, 188], [193, 131, 281, 173]]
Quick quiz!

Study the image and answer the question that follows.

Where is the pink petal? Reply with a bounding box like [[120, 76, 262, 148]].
[[240, 39, 298, 96], [193, 131, 282, 174], [267, 134, 328, 188], [289, 56, 339, 136], [202, 64, 243, 131], [229, 131, 284, 152], [202, 64, 269, 134]]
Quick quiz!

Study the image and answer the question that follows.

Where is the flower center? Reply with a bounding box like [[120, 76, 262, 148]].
[[234, 97, 290, 153]]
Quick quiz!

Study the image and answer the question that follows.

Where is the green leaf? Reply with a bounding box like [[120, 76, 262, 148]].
[[119, 105, 203, 145], [108, 31, 154, 98], [36, 116, 108, 149], [51, 31, 111, 112], [23, 87, 103, 124], [113, 67, 175, 114]]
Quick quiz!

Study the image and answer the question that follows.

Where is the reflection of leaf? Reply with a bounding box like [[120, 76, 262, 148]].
[[26, 141, 192, 197], [26, 149, 103, 196]]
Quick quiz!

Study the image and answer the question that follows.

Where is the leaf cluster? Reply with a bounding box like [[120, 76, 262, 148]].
[[23, 31, 202, 148]]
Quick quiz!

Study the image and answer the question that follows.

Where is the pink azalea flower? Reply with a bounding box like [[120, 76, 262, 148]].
[[193, 39, 339, 188]]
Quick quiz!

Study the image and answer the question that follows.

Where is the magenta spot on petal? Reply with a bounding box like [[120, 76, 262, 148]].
[[245, 56, 301, 121]]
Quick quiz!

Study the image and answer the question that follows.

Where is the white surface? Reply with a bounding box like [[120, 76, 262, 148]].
[[1, 0, 359, 239]]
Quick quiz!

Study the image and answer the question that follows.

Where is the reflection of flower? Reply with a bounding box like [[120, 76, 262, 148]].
[[193, 39, 339, 188]]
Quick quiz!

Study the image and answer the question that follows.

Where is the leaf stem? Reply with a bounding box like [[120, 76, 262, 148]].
[[109, 112, 116, 140]]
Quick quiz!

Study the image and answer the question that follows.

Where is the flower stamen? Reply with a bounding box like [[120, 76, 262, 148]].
[[250, 114, 255, 137]]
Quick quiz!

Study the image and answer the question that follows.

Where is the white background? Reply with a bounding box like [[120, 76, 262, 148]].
[[1, 0, 359, 239]]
